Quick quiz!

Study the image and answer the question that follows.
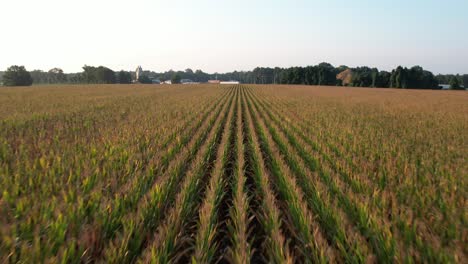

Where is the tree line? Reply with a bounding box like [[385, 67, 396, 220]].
[[1, 64, 466, 90], [247, 64, 464, 90]]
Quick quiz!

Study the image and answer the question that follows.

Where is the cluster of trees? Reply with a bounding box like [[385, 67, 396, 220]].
[[436, 74, 467, 84], [436, 74, 468, 90], [171, 74, 181, 84], [1, 64, 467, 90], [139, 68, 258, 84], [26, 68, 68, 84], [348, 67, 391, 88], [150, 64, 457, 90], [117, 71, 132, 84], [1, 66, 33, 86], [241, 64, 441, 89], [78, 66, 157, 84], [132, 70, 194, 84], [388, 66, 439, 89], [152, 69, 208, 83], [0, 66, 140, 86], [80, 65, 117, 84], [275, 63, 339, 85]]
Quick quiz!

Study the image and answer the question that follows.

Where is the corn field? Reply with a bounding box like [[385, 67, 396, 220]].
[[0, 84, 466, 263]]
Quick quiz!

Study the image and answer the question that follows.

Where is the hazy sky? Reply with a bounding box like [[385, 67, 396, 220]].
[[1, 0, 467, 74]]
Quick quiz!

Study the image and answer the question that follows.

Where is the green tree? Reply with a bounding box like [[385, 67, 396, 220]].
[[171, 73, 181, 84], [369, 68, 380, 87], [390, 66, 408, 88], [436, 74, 450, 84], [2, 65, 33, 86], [95, 66, 116, 84], [117, 71, 132, 84], [449, 76, 462, 90], [350, 67, 373, 87], [317, 62, 336, 85], [82, 65, 115, 84], [48, 68, 67, 83], [463, 74, 468, 89], [82, 65, 95, 83], [304, 66, 318, 85], [29, 70, 48, 84], [138, 75, 152, 84], [377, 71, 391, 88]]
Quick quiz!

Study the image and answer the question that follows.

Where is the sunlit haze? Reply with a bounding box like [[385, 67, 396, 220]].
[[1, 0, 467, 74]]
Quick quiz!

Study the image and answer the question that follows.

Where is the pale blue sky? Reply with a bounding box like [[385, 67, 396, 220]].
[[1, 0, 467, 74]]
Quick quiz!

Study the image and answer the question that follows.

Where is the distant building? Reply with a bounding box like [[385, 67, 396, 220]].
[[208, 80, 221, 84], [135, 66, 143, 82], [438, 84, 465, 90], [181, 79, 193, 84], [163, 80, 172, 84], [181, 79, 200, 84], [220, 81, 240, 85], [151, 78, 161, 84]]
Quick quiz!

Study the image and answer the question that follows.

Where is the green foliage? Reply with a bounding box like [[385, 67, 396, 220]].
[[317, 62, 337, 85], [171, 73, 181, 84], [347, 67, 391, 88], [81, 65, 116, 84], [2, 65, 33, 86], [350, 67, 376, 87], [462, 74, 468, 88], [27, 68, 67, 84], [436, 74, 464, 87], [258, 64, 442, 89], [2, 63, 461, 89], [277, 63, 338, 86], [137, 75, 152, 84], [449, 76, 462, 90], [377, 71, 391, 88], [48, 68, 67, 83], [117, 71, 132, 84], [390, 66, 438, 89]]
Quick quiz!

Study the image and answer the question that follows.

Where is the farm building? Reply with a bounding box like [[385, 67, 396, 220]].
[[208, 80, 221, 84]]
